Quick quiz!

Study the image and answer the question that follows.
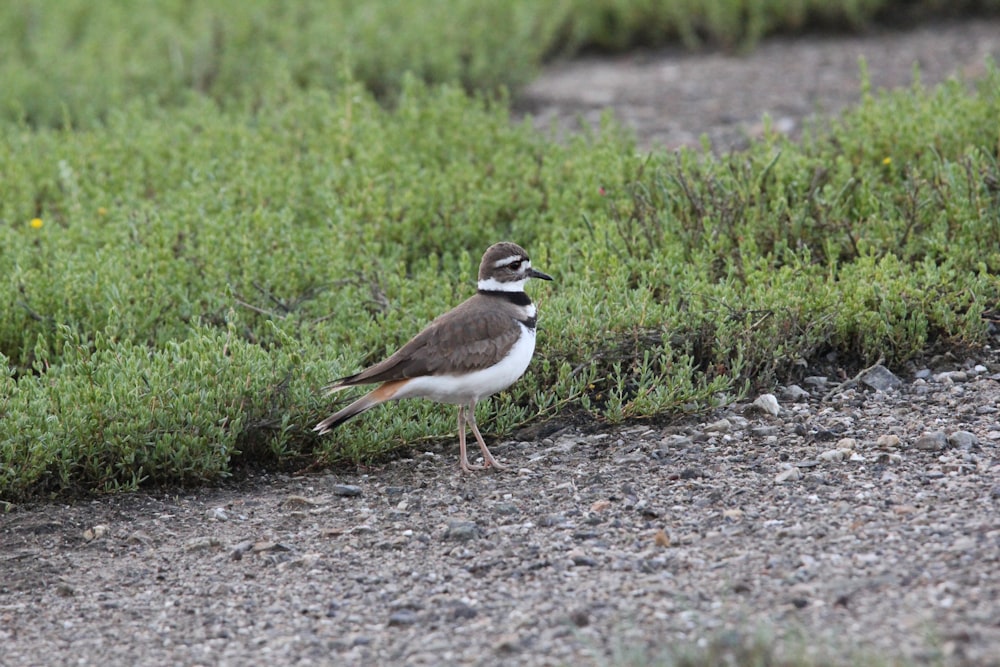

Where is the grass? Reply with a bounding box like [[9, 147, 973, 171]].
[[1, 2, 1000, 500], [3, 0, 1000, 127], [2, 61, 999, 500]]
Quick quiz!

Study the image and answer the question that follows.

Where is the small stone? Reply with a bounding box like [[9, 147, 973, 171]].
[[774, 466, 801, 483], [876, 434, 903, 449], [947, 431, 979, 449], [331, 484, 362, 497], [914, 368, 932, 379], [934, 370, 968, 383], [590, 499, 612, 513], [653, 529, 671, 547], [569, 609, 590, 627], [974, 364, 989, 374], [184, 537, 222, 552], [751, 393, 780, 416], [206, 507, 229, 521], [83, 524, 109, 541], [704, 418, 731, 433], [722, 509, 744, 521], [835, 437, 857, 451], [804, 376, 829, 388], [849, 452, 867, 462], [282, 495, 321, 508], [751, 425, 779, 437], [781, 384, 810, 401], [859, 364, 901, 391], [230, 541, 255, 560], [445, 520, 480, 541], [494, 635, 521, 655], [914, 431, 947, 451], [660, 434, 694, 448], [570, 552, 598, 567], [494, 502, 520, 516], [387, 610, 418, 627], [818, 449, 845, 462], [451, 602, 478, 620]]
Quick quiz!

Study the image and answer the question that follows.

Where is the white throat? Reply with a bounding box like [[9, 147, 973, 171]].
[[478, 276, 528, 292]]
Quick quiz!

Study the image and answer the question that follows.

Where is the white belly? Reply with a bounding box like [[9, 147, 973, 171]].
[[394, 324, 536, 405]]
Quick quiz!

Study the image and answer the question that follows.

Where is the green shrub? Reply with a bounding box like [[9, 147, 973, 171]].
[[4, 0, 999, 127], [2, 62, 999, 500]]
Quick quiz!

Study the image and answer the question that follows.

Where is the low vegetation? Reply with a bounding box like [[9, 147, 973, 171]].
[[3, 64, 999, 500], [4, 0, 999, 127], [1, 2, 999, 500]]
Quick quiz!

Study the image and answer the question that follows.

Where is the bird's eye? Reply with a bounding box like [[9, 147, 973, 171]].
[[509, 260, 522, 270]]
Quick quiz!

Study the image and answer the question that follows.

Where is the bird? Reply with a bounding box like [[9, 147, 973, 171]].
[[314, 242, 553, 471]]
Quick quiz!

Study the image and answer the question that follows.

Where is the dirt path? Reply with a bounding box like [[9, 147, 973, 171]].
[[517, 18, 1000, 151], [4, 19, 1000, 667]]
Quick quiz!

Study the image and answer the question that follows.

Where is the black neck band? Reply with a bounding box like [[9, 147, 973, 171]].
[[478, 290, 532, 307]]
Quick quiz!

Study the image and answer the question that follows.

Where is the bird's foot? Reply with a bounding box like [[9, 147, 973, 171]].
[[460, 459, 486, 472]]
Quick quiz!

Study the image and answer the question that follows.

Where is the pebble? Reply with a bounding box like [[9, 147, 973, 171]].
[[859, 364, 901, 391], [774, 466, 802, 483], [184, 537, 222, 552], [83, 524, 109, 541], [780, 384, 810, 401], [230, 541, 255, 560], [445, 520, 480, 541], [914, 431, 947, 451], [947, 431, 979, 449], [331, 484, 363, 497], [206, 507, 229, 521], [570, 553, 598, 567], [387, 610, 418, 627], [876, 434, 903, 449], [804, 375, 829, 387], [704, 418, 731, 433], [835, 437, 857, 451], [752, 393, 780, 416], [818, 449, 846, 462], [451, 602, 477, 620], [934, 370, 968, 383]]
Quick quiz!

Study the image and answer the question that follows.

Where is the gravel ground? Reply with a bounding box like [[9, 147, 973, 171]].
[[517, 19, 1000, 151], [4, 19, 1000, 667]]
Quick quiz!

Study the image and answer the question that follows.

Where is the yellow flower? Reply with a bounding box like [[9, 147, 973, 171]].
[[882, 157, 892, 166], [98, 207, 108, 216], [30, 218, 43, 229]]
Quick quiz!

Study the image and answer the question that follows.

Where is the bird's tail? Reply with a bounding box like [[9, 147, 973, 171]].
[[313, 380, 407, 435]]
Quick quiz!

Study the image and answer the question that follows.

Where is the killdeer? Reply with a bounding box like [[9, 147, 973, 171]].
[[314, 242, 552, 471]]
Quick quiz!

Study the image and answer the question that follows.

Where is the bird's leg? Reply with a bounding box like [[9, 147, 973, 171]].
[[466, 403, 507, 470], [458, 405, 483, 472]]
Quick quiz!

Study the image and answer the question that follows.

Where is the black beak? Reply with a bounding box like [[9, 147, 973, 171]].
[[529, 268, 553, 281]]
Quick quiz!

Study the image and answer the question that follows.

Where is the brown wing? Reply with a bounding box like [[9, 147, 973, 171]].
[[333, 298, 522, 387]]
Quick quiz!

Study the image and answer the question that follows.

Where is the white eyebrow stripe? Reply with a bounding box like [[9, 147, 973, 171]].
[[493, 255, 528, 268]]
